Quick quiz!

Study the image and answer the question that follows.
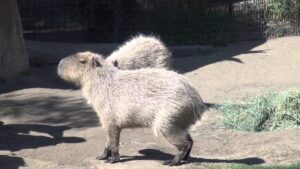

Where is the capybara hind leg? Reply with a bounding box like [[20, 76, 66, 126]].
[[183, 134, 193, 161], [162, 148, 188, 166], [162, 129, 193, 166]]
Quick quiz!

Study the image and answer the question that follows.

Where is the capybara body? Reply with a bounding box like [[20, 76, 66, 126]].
[[57, 51, 205, 166], [106, 34, 172, 70]]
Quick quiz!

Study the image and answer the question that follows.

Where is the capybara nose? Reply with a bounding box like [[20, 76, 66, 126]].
[[57, 58, 66, 77], [58, 59, 65, 68]]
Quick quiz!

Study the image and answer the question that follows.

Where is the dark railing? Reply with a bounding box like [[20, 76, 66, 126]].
[[17, 0, 300, 45]]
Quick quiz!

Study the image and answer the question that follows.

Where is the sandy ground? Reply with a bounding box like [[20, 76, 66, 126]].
[[1, 37, 300, 169]]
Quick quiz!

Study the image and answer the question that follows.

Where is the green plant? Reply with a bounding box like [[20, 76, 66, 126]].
[[184, 162, 300, 169], [217, 89, 300, 132], [231, 162, 300, 169], [0, 106, 16, 116], [267, 0, 300, 20], [270, 89, 300, 130]]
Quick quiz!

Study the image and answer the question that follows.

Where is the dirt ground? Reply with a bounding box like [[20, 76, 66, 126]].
[[1, 37, 300, 169]]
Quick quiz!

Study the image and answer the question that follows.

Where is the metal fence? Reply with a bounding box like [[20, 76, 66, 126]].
[[17, 0, 300, 45]]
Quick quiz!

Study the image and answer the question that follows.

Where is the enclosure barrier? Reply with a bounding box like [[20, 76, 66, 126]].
[[17, 0, 300, 45]]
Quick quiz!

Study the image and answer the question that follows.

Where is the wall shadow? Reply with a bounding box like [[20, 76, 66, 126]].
[[0, 155, 25, 169], [120, 149, 265, 165], [0, 121, 85, 151], [172, 40, 267, 73], [0, 94, 99, 128], [0, 65, 74, 94]]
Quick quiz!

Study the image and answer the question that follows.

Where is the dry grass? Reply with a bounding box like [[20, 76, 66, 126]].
[[217, 89, 300, 132]]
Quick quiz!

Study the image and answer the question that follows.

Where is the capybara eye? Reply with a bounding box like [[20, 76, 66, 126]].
[[79, 59, 87, 64], [113, 60, 118, 67]]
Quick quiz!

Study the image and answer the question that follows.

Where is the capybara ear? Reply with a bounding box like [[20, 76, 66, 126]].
[[113, 60, 118, 67], [92, 57, 102, 68]]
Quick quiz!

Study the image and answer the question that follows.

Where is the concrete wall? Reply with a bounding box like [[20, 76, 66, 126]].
[[0, 0, 29, 79]]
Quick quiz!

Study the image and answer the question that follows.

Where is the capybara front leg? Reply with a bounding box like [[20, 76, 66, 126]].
[[102, 127, 121, 164]]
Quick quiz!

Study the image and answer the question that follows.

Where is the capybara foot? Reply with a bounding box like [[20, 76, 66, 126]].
[[105, 158, 120, 164], [96, 148, 111, 160], [162, 159, 182, 166], [104, 151, 120, 164]]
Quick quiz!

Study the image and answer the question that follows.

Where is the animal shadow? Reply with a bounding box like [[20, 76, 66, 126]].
[[0, 121, 85, 151], [120, 149, 265, 165], [0, 155, 25, 169]]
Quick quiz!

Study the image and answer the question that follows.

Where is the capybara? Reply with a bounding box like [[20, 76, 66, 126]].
[[57, 51, 205, 166], [106, 34, 172, 70]]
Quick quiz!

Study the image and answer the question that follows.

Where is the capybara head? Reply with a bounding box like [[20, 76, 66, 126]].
[[57, 51, 103, 85]]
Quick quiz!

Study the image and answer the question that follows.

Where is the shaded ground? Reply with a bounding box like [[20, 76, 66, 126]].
[[1, 37, 300, 169]]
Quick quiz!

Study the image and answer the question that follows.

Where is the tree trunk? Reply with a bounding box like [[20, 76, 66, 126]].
[[0, 0, 29, 79]]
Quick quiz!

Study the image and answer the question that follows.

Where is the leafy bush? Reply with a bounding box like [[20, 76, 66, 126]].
[[267, 0, 300, 20], [217, 89, 300, 132]]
